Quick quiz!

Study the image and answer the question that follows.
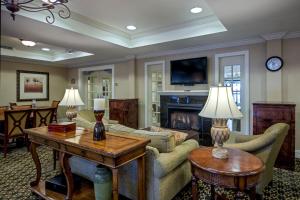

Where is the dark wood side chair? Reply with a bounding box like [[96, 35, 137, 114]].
[[51, 100, 60, 123], [0, 109, 31, 158], [32, 107, 55, 127], [32, 107, 57, 169], [11, 105, 32, 110]]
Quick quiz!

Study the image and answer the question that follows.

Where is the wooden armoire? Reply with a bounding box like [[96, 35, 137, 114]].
[[109, 99, 138, 129], [253, 102, 295, 170]]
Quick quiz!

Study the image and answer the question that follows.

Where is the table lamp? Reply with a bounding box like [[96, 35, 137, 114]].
[[93, 98, 106, 141], [199, 85, 243, 159], [59, 88, 84, 121]]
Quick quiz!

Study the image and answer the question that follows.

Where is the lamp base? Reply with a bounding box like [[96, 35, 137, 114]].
[[211, 119, 230, 159], [66, 106, 77, 121], [212, 147, 228, 159]]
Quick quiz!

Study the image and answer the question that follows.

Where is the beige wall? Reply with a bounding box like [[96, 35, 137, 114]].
[[282, 38, 300, 150], [114, 60, 136, 99], [0, 60, 69, 118]]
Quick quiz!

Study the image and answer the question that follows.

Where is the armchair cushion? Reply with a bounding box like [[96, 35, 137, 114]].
[[154, 139, 199, 178]]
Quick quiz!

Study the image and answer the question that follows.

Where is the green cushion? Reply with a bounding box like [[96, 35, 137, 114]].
[[77, 110, 95, 122], [131, 130, 176, 153]]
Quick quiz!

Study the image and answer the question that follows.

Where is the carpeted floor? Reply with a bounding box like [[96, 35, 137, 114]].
[[0, 147, 300, 200]]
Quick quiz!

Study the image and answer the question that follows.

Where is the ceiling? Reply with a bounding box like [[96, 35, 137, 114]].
[[1, 0, 300, 67]]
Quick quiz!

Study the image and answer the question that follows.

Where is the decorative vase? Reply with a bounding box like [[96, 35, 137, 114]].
[[211, 118, 230, 159], [93, 110, 106, 141]]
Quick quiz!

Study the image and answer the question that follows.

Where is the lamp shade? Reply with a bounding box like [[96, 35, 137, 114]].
[[59, 88, 84, 106], [199, 86, 243, 119]]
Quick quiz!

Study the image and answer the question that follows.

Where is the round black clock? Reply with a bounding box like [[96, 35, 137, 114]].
[[265, 56, 283, 72]]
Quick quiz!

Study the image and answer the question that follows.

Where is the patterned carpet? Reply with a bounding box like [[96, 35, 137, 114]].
[[0, 147, 300, 200]]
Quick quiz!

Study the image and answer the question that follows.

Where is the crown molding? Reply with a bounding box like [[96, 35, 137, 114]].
[[283, 31, 300, 39], [4, 9, 226, 49], [136, 37, 265, 59], [260, 32, 287, 40], [69, 56, 135, 68], [0, 55, 65, 67]]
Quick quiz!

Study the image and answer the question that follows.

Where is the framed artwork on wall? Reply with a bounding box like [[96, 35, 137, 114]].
[[17, 70, 49, 101]]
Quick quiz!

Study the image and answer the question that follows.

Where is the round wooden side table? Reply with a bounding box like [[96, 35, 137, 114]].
[[188, 147, 265, 200]]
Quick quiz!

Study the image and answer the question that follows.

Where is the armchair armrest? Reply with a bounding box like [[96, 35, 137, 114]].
[[229, 131, 262, 143], [224, 134, 274, 153], [153, 139, 199, 178]]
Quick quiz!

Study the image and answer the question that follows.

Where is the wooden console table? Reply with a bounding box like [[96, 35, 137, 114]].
[[25, 126, 150, 200], [188, 147, 264, 200]]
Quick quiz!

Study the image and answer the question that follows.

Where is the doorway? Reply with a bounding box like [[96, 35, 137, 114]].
[[215, 51, 249, 134], [144, 61, 165, 127], [78, 65, 115, 118]]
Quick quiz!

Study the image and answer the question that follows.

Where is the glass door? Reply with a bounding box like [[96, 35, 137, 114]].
[[219, 55, 244, 132], [84, 69, 112, 118], [146, 62, 164, 127]]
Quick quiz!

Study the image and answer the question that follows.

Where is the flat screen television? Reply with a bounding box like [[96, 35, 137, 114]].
[[170, 57, 208, 85]]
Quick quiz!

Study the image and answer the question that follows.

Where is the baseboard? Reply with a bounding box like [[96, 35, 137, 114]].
[[295, 150, 300, 159]]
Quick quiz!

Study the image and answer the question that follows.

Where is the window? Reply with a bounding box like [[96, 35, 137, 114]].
[[224, 65, 241, 109]]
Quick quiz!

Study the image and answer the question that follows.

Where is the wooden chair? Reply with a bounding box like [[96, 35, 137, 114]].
[[51, 100, 60, 123], [11, 105, 32, 110], [32, 107, 57, 169], [0, 110, 31, 158], [32, 107, 55, 127]]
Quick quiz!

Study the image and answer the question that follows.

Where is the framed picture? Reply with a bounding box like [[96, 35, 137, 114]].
[[17, 70, 49, 101]]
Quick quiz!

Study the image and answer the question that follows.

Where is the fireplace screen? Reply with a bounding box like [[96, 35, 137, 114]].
[[170, 111, 200, 130]]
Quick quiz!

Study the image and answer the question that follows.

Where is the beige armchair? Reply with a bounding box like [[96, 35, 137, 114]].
[[224, 123, 289, 195]]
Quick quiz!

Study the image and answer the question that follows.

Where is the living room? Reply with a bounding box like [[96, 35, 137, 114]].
[[1, 0, 300, 200]]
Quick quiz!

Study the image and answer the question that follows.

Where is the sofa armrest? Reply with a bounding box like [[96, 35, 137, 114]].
[[107, 119, 119, 124], [73, 116, 95, 129], [153, 139, 199, 178]]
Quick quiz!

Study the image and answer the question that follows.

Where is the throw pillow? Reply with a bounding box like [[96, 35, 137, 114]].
[[150, 126, 188, 145], [132, 130, 176, 153]]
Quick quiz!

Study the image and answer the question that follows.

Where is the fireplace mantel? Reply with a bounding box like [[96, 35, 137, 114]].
[[158, 90, 209, 96]]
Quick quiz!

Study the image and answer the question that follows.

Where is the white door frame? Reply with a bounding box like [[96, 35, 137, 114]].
[[78, 65, 115, 108], [144, 61, 165, 127], [214, 50, 250, 134]]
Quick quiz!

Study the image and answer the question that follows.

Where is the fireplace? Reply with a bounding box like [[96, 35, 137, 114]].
[[160, 95, 212, 146], [168, 104, 202, 131]]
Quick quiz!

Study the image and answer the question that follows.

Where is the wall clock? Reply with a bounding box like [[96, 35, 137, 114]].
[[265, 56, 283, 72]]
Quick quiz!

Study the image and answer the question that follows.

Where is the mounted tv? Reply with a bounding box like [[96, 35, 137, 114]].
[[170, 57, 208, 85]]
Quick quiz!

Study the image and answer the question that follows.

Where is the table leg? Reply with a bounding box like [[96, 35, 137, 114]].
[[60, 152, 73, 200], [137, 155, 146, 200], [30, 142, 41, 187], [112, 168, 119, 200], [192, 176, 198, 200], [249, 187, 256, 200], [211, 184, 215, 200]]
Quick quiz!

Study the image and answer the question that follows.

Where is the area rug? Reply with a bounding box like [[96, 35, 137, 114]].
[[0, 147, 299, 200]]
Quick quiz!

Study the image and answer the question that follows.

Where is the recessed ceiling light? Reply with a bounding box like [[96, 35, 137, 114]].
[[21, 40, 36, 47], [126, 25, 137, 30], [41, 48, 50, 51], [190, 7, 203, 14]]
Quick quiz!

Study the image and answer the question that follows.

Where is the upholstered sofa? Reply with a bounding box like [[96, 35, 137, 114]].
[[224, 123, 289, 195], [71, 110, 199, 200]]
